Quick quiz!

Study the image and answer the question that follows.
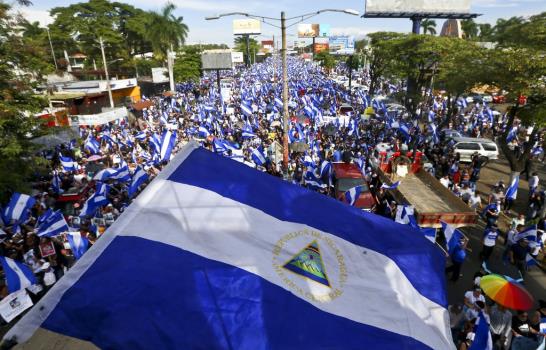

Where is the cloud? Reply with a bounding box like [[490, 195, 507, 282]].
[[329, 26, 383, 40], [472, 0, 538, 8], [16, 8, 54, 26]]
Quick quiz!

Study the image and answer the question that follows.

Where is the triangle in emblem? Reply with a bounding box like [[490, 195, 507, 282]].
[[282, 240, 330, 287]]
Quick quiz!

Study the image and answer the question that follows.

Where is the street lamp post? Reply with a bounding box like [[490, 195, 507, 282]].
[[280, 11, 289, 172], [206, 8, 359, 177]]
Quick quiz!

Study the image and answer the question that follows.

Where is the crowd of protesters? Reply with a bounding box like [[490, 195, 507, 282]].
[[0, 57, 544, 339]]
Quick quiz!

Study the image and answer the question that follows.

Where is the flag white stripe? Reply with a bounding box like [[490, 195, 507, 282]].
[[5, 258, 33, 290], [113, 179, 453, 349]]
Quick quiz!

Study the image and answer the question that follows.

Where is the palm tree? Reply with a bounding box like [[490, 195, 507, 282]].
[[478, 23, 494, 41], [146, 3, 188, 61], [421, 19, 437, 35], [461, 19, 478, 40]]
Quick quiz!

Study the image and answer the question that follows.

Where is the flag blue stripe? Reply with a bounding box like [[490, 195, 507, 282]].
[[42, 236, 432, 350], [167, 148, 447, 307]]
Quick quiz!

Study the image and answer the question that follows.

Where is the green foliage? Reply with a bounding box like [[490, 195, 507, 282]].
[[146, 2, 188, 61], [0, 2, 49, 200], [421, 19, 437, 35], [173, 46, 201, 83], [493, 13, 546, 50], [461, 19, 478, 40], [366, 32, 405, 95], [49, 0, 152, 69], [435, 39, 488, 118], [234, 36, 259, 65], [314, 51, 335, 70]]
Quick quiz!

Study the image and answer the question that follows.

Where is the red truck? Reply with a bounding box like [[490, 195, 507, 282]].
[[374, 151, 477, 228], [332, 162, 376, 211]]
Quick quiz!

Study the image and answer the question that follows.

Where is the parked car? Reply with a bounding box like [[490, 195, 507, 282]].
[[440, 129, 462, 141], [451, 137, 499, 162], [332, 163, 376, 211], [492, 94, 506, 104], [465, 93, 483, 104]]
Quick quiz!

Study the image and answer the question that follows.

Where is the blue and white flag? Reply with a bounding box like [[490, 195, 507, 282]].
[[128, 167, 149, 198], [66, 232, 89, 260], [93, 168, 117, 181], [85, 137, 101, 155], [134, 131, 147, 141], [160, 130, 177, 162], [110, 165, 131, 183], [441, 222, 464, 256], [60, 155, 78, 172], [381, 181, 400, 190], [37, 211, 69, 237], [251, 147, 267, 166], [421, 228, 437, 244], [241, 123, 256, 138], [51, 171, 62, 194], [515, 225, 537, 242], [468, 311, 492, 350], [0, 256, 36, 293], [303, 170, 325, 191], [344, 186, 363, 206], [505, 175, 519, 200], [3, 193, 35, 225], [506, 126, 518, 142], [525, 253, 537, 269], [79, 183, 110, 218], [320, 160, 331, 178], [6, 143, 453, 349], [240, 102, 253, 118]]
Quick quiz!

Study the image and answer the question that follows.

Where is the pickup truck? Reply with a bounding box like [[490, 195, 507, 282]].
[[332, 162, 376, 211], [375, 151, 477, 228]]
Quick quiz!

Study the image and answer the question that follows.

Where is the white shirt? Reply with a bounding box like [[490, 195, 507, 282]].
[[469, 195, 481, 209], [529, 175, 539, 188], [506, 229, 518, 245], [484, 229, 499, 247], [440, 177, 450, 188]]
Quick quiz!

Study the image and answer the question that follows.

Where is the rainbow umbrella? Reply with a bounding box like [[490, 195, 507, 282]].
[[480, 274, 534, 310]]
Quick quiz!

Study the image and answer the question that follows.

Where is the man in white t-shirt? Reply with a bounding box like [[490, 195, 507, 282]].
[[480, 225, 499, 263], [440, 175, 450, 188], [464, 288, 486, 320], [469, 192, 482, 210]]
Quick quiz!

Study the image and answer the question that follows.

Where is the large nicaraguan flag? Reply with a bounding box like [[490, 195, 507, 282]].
[[5, 143, 453, 350]]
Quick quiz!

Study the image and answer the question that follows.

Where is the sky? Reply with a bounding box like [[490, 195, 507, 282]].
[[15, 0, 546, 47]]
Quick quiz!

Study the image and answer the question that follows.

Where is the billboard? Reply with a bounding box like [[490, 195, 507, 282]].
[[151, 67, 169, 83], [298, 24, 319, 38], [329, 36, 355, 55], [201, 50, 233, 70], [231, 52, 244, 64], [297, 24, 331, 38], [319, 24, 331, 37], [313, 43, 329, 54], [233, 19, 261, 35], [365, 0, 471, 14]]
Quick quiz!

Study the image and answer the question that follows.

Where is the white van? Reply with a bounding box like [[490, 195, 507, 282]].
[[452, 137, 499, 162]]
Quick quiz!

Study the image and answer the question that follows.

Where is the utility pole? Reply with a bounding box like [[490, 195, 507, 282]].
[[168, 44, 175, 92], [99, 37, 114, 109], [281, 11, 289, 178], [46, 28, 58, 70], [245, 34, 251, 67]]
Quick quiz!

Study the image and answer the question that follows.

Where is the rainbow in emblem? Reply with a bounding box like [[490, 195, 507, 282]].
[[283, 240, 330, 287]]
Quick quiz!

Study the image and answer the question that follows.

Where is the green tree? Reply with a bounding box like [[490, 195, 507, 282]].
[[49, 0, 152, 72], [461, 19, 478, 40], [234, 36, 259, 65], [173, 46, 202, 82], [493, 13, 545, 50], [477, 23, 494, 41], [485, 47, 546, 173], [146, 2, 188, 61], [0, 1, 49, 200], [421, 19, 437, 35], [365, 32, 404, 96], [435, 39, 487, 125], [314, 51, 335, 72]]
